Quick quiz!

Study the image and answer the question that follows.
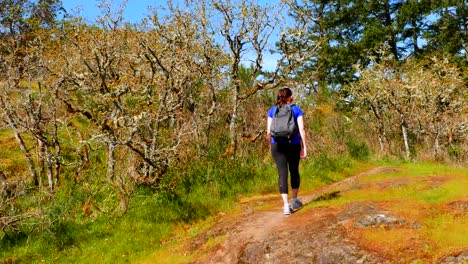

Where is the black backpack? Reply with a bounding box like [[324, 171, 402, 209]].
[[270, 104, 297, 141]]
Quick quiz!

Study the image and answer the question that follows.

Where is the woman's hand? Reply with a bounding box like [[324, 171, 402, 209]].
[[300, 148, 307, 159]]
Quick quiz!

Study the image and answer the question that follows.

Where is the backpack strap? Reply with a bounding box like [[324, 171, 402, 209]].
[[286, 103, 296, 117], [274, 105, 280, 114]]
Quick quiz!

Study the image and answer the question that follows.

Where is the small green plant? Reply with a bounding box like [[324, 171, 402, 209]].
[[346, 140, 370, 160], [447, 144, 464, 160], [306, 152, 353, 183]]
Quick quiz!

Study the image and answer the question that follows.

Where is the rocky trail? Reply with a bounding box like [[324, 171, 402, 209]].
[[184, 167, 468, 264]]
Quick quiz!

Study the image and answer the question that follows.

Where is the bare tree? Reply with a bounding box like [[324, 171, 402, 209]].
[[200, 0, 321, 157], [49, 1, 226, 210], [348, 52, 466, 160], [0, 27, 65, 191]]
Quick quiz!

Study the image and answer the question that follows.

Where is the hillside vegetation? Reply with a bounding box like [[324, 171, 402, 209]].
[[0, 0, 466, 263]]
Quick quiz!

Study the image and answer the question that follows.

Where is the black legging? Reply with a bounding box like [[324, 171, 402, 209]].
[[271, 143, 301, 194]]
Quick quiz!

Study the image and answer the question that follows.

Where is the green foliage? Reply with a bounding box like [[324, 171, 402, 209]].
[[447, 144, 464, 161], [0, 0, 64, 36], [346, 140, 370, 161], [304, 153, 353, 184], [289, 0, 467, 86], [46, 219, 80, 250], [0, 230, 29, 250], [177, 158, 261, 208]]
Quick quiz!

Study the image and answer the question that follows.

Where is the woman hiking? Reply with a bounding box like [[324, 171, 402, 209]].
[[267, 87, 307, 215]]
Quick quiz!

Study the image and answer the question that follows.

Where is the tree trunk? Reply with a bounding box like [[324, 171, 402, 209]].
[[383, 0, 399, 60], [378, 134, 385, 153], [51, 110, 61, 185], [38, 139, 54, 192], [107, 142, 116, 181], [229, 85, 239, 158], [369, 101, 387, 153], [377, 120, 387, 153], [433, 111, 442, 159], [401, 114, 410, 160], [0, 171, 8, 196], [0, 97, 38, 186], [205, 84, 217, 150], [44, 144, 55, 192], [434, 127, 440, 158], [411, 19, 420, 55]]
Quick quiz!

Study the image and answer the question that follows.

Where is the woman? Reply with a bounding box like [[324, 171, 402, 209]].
[[267, 87, 307, 215]]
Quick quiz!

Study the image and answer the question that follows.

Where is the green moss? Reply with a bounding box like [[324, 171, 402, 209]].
[[423, 214, 468, 256]]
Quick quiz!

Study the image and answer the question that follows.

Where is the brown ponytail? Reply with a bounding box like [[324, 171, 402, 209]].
[[275, 87, 293, 107]]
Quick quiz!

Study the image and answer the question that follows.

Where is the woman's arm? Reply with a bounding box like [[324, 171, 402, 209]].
[[297, 116, 307, 158], [267, 117, 272, 142]]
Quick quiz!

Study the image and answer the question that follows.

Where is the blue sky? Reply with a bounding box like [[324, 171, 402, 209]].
[[61, 0, 155, 23], [61, 0, 282, 24]]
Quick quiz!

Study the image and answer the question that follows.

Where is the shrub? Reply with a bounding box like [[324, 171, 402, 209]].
[[346, 140, 370, 160], [447, 144, 464, 161]]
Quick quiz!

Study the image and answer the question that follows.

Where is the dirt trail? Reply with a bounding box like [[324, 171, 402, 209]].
[[203, 166, 384, 263], [187, 166, 468, 264], [189, 167, 387, 263]]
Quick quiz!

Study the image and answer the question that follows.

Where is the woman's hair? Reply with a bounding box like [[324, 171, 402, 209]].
[[275, 87, 292, 106]]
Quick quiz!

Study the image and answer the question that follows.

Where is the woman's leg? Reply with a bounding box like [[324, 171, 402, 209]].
[[271, 143, 289, 208], [287, 144, 301, 198], [271, 143, 289, 195]]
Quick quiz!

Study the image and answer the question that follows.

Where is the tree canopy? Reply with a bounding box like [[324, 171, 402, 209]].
[[286, 0, 467, 86]]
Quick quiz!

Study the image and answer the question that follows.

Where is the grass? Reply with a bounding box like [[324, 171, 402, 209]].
[[1, 191, 184, 263], [309, 162, 468, 262], [362, 161, 467, 181], [418, 178, 468, 203], [309, 162, 467, 206], [360, 229, 425, 259], [359, 212, 468, 261], [424, 214, 468, 257], [3, 218, 173, 263], [137, 214, 229, 264]]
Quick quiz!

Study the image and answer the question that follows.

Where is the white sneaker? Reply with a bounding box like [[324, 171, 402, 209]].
[[283, 203, 291, 215]]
